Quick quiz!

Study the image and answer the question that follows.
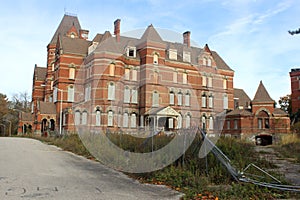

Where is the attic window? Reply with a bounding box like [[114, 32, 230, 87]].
[[169, 49, 177, 60], [126, 47, 136, 57], [183, 51, 191, 62], [70, 32, 76, 38]]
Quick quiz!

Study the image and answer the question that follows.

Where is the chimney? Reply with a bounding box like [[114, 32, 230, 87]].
[[114, 19, 121, 42], [79, 29, 89, 40], [183, 31, 191, 47]]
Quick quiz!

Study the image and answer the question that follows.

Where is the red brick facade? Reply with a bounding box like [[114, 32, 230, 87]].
[[25, 14, 290, 139], [223, 81, 290, 141], [290, 68, 300, 114]]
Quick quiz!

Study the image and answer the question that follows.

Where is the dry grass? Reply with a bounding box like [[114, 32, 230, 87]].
[[276, 134, 300, 163]]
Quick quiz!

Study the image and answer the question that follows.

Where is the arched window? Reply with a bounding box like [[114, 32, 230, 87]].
[[123, 113, 129, 128], [108, 82, 115, 100], [75, 111, 81, 125], [152, 91, 159, 107], [82, 111, 88, 125], [169, 91, 175, 105], [185, 114, 191, 128], [202, 115, 207, 130], [96, 110, 101, 126], [69, 67, 75, 79], [131, 88, 138, 104], [185, 90, 190, 106], [70, 32, 76, 38], [131, 113, 137, 128], [109, 63, 115, 76], [124, 86, 130, 103], [209, 94, 213, 108], [108, 111, 113, 127], [177, 92, 182, 106], [68, 85, 74, 102], [209, 116, 213, 130], [177, 114, 182, 129], [202, 93, 207, 108], [153, 54, 158, 64]]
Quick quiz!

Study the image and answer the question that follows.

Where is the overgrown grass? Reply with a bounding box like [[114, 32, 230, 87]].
[[275, 134, 300, 163], [21, 133, 299, 199]]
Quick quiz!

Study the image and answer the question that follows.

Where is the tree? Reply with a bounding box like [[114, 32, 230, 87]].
[[278, 95, 291, 115], [11, 91, 31, 112], [0, 93, 9, 120]]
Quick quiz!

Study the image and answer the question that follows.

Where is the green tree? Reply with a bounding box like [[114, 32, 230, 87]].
[[278, 95, 291, 115]]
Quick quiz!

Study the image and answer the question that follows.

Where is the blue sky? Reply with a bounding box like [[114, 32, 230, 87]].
[[0, 0, 300, 103]]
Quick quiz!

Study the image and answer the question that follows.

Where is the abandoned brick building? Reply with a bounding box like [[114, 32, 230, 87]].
[[18, 14, 290, 141]]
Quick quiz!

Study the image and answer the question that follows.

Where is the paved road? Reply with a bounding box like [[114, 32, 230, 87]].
[[0, 137, 182, 200]]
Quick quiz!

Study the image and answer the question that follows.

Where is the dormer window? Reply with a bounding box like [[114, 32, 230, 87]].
[[126, 47, 136, 57], [169, 49, 177, 60], [183, 51, 191, 62]]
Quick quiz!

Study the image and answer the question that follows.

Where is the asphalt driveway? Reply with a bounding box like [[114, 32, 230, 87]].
[[0, 137, 182, 200]]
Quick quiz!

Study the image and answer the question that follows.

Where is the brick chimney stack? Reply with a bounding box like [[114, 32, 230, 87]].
[[114, 19, 121, 42], [183, 31, 191, 47]]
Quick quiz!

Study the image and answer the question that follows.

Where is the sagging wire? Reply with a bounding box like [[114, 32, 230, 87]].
[[199, 128, 300, 192]]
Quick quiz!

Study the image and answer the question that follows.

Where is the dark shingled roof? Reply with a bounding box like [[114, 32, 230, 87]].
[[92, 31, 112, 43], [211, 51, 233, 71], [252, 81, 274, 103], [34, 66, 47, 81], [39, 102, 56, 114], [92, 24, 233, 71], [139, 24, 164, 44], [60, 36, 91, 55], [227, 109, 252, 116], [234, 88, 251, 108], [273, 108, 289, 116], [50, 14, 81, 45]]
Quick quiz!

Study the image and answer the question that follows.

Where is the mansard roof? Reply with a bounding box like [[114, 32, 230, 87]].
[[50, 14, 81, 45], [39, 102, 56, 114], [34, 66, 47, 81], [252, 81, 274, 103], [59, 35, 91, 55]]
